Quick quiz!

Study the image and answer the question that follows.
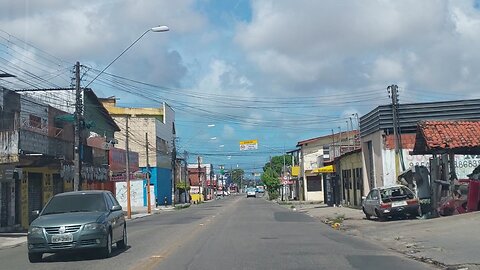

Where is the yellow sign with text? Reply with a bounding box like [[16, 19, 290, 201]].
[[239, 140, 258, 151]]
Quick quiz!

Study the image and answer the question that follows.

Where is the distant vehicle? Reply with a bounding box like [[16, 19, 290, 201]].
[[27, 190, 127, 263], [362, 185, 419, 221], [246, 187, 256, 198], [256, 185, 265, 193]]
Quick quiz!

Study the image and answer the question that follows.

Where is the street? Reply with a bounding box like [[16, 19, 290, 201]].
[[0, 195, 434, 270]]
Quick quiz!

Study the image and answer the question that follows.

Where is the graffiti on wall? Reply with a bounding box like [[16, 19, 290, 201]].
[[404, 153, 480, 179]]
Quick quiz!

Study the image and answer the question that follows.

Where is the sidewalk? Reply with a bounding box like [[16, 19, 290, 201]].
[[290, 202, 480, 269], [0, 233, 27, 250], [0, 203, 190, 250]]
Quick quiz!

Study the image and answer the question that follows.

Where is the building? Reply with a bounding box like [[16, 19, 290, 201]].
[[0, 87, 121, 231], [100, 97, 176, 206], [360, 98, 480, 191], [334, 149, 364, 207], [187, 163, 214, 201], [187, 166, 206, 203], [296, 130, 357, 202]]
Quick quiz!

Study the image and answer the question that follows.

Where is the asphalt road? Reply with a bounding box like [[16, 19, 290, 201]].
[[0, 195, 435, 270]]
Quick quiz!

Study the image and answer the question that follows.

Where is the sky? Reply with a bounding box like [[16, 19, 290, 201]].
[[2, 0, 480, 176]]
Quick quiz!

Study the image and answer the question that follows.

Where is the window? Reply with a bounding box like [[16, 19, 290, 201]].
[[105, 193, 114, 210], [29, 114, 42, 129], [306, 176, 322, 191], [42, 194, 107, 214]]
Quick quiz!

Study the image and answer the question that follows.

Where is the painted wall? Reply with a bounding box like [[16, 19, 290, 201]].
[[301, 141, 325, 201], [115, 180, 144, 208], [338, 152, 363, 206], [156, 167, 173, 205], [0, 131, 19, 163]]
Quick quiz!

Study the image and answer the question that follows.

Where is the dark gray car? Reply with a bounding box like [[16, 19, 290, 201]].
[[27, 190, 127, 262]]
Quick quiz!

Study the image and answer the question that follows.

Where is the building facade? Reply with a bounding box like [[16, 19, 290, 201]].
[[296, 130, 357, 202], [360, 98, 480, 191], [100, 98, 176, 206]]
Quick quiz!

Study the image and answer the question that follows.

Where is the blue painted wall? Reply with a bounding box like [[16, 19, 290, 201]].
[[142, 167, 172, 206]]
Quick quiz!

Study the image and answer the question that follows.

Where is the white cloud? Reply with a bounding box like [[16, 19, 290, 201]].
[[234, 0, 480, 97], [223, 125, 235, 138]]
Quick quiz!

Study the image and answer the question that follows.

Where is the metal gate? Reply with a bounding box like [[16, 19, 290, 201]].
[[28, 173, 43, 224]]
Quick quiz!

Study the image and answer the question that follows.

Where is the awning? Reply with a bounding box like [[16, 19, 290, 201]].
[[312, 165, 335, 173]]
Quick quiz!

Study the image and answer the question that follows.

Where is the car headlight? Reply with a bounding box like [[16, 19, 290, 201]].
[[84, 223, 106, 231], [28, 226, 43, 235]]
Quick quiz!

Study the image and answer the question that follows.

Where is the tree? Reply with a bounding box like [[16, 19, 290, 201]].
[[261, 167, 281, 200], [261, 155, 292, 200], [231, 168, 244, 186], [263, 155, 292, 176]]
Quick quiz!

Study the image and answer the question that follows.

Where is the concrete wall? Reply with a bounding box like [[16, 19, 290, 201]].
[[115, 180, 144, 208], [361, 131, 384, 190], [339, 151, 363, 206]]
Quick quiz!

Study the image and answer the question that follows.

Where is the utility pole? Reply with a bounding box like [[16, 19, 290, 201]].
[[125, 116, 131, 219], [387, 84, 401, 178], [353, 113, 360, 148], [171, 136, 176, 207], [197, 156, 203, 202], [184, 151, 188, 203], [349, 117, 354, 149], [74, 62, 82, 191], [331, 129, 336, 160], [338, 126, 342, 156], [146, 133, 151, 214]]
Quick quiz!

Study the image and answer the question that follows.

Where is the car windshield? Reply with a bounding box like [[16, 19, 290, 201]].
[[380, 187, 414, 203], [42, 194, 107, 215]]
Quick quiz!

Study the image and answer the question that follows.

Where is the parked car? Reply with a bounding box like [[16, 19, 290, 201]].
[[256, 185, 265, 193], [27, 190, 127, 263], [246, 187, 256, 198], [362, 185, 419, 221]]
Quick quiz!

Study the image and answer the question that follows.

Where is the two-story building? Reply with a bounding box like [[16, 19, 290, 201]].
[[296, 130, 357, 202]]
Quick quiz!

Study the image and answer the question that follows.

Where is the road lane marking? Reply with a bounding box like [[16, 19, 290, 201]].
[[131, 197, 240, 270]]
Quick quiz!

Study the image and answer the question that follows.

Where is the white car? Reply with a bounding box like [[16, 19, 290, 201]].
[[246, 188, 256, 198]]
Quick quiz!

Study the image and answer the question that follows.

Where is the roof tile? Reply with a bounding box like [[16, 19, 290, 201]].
[[418, 120, 480, 150]]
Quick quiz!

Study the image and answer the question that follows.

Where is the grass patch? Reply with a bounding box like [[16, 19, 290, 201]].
[[175, 204, 191, 210]]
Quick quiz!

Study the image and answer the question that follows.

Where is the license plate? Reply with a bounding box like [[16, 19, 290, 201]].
[[392, 201, 408, 207], [51, 233, 73, 243]]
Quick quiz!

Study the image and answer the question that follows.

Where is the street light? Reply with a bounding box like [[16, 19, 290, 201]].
[[85, 25, 169, 88], [73, 25, 170, 221]]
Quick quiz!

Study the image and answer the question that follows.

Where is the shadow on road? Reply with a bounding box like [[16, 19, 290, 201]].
[[40, 245, 131, 263]]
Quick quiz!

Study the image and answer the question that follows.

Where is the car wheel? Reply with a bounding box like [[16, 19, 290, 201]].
[[28, 252, 42, 263], [375, 209, 386, 222], [117, 226, 127, 249], [100, 232, 112, 258], [363, 208, 371, 220]]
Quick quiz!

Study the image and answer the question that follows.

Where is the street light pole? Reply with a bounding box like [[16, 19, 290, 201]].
[[85, 25, 169, 88], [71, 24, 169, 212]]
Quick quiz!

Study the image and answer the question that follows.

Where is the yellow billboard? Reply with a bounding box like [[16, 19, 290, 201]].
[[239, 139, 258, 151]]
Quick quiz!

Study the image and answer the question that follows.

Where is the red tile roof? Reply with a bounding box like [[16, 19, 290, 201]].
[[413, 120, 480, 154], [384, 134, 416, 150]]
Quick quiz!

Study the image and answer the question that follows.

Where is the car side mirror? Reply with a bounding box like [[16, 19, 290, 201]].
[[111, 205, 122, 212], [361, 196, 366, 201], [31, 210, 40, 217]]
